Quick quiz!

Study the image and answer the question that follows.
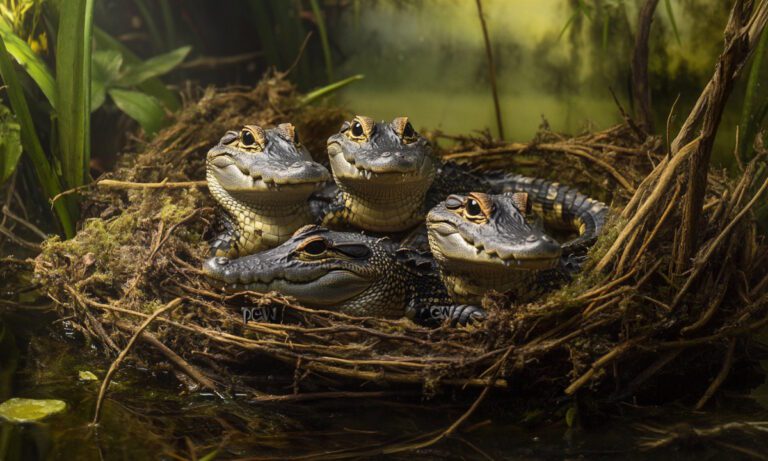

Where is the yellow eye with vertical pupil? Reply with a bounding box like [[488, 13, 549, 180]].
[[466, 199, 482, 217], [351, 121, 364, 137], [241, 130, 256, 146]]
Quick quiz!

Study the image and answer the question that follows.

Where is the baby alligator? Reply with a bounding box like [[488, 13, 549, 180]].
[[203, 225, 486, 326], [427, 191, 607, 304], [322, 115, 488, 233], [207, 123, 331, 257]]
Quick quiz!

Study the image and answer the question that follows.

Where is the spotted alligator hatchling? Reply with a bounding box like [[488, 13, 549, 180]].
[[321, 115, 490, 234], [427, 190, 608, 304], [203, 225, 486, 326], [206, 123, 331, 257]]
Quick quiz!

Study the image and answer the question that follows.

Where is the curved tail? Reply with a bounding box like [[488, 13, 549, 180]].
[[492, 174, 608, 253]]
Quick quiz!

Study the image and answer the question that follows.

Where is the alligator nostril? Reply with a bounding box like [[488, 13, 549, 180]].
[[526, 235, 539, 243], [381, 152, 392, 157], [215, 257, 230, 266]]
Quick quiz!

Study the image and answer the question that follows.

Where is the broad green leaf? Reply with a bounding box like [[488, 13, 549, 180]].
[[0, 103, 22, 183], [93, 27, 180, 111], [91, 50, 123, 111], [56, 0, 94, 190], [0, 16, 56, 109], [109, 88, 167, 136], [0, 33, 73, 237], [117, 45, 190, 87], [0, 398, 66, 423]]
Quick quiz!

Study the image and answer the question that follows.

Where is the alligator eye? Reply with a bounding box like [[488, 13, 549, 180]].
[[466, 199, 483, 217], [303, 239, 327, 256], [241, 130, 256, 146], [403, 122, 415, 138], [351, 121, 364, 137]]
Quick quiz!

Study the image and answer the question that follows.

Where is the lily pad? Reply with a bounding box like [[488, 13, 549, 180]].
[[0, 398, 66, 423], [78, 370, 98, 381]]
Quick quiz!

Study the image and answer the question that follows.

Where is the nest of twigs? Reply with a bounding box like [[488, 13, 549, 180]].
[[33, 67, 768, 407]]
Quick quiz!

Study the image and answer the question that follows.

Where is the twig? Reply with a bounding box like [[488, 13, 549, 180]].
[[92, 298, 183, 425], [97, 179, 207, 190], [475, 0, 504, 139], [695, 338, 736, 410]]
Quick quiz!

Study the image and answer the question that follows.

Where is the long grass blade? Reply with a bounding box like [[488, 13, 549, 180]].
[[308, 0, 334, 82], [739, 23, 768, 161], [299, 74, 363, 105], [0, 35, 73, 237], [0, 17, 56, 109], [664, 0, 681, 45], [56, 0, 94, 190]]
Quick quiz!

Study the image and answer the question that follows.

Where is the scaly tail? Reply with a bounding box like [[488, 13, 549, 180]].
[[491, 174, 608, 254]]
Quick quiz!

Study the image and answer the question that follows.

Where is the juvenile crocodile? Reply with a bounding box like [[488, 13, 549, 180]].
[[322, 115, 488, 233], [207, 123, 331, 257], [203, 225, 486, 326], [427, 191, 607, 304]]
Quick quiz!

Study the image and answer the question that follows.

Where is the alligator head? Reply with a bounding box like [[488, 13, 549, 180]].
[[325, 116, 438, 231], [203, 226, 407, 318], [427, 192, 562, 303], [207, 123, 330, 206]]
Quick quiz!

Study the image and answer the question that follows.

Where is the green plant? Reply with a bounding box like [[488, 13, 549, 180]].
[[0, 2, 189, 238], [91, 45, 190, 135]]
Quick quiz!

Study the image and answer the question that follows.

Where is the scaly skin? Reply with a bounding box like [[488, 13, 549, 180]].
[[427, 192, 565, 304], [203, 225, 486, 326], [323, 115, 489, 234], [206, 123, 331, 257], [490, 174, 609, 254]]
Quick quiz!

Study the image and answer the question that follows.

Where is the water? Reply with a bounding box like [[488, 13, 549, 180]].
[[3, 310, 768, 460]]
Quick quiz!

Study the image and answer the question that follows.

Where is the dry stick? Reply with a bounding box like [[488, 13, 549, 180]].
[[92, 298, 183, 425], [673, 0, 768, 270], [475, 0, 504, 139], [596, 137, 700, 272], [629, 182, 682, 268], [2, 205, 47, 240], [565, 337, 644, 395], [115, 322, 218, 392], [632, 0, 660, 132], [671, 173, 768, 308], [445, 142, 635, 192], [695, 338, 737, 410], [0, 225, 41, 251], [621, 155, 668, 219], [97, 179, 207, 190]]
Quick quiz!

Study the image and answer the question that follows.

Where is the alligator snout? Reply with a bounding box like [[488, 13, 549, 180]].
[[358, 151, 418, 174]]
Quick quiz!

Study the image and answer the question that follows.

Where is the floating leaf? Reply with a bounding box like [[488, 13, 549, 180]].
[[300, 74, 364, 106], [0, 398, 66, 423], [0, 103, 22, 184], [78, 371, 98, 382], [117, 46, 190, 87], [109, 88, 167, 136]]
